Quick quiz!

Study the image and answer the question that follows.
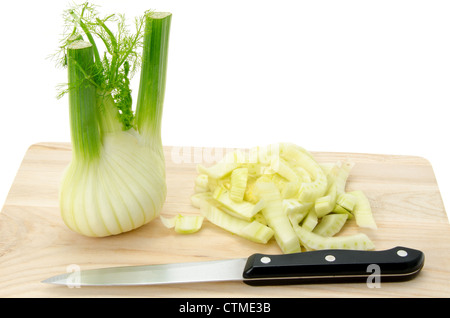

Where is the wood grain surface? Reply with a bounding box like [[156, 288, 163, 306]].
[[0, 142, 449, 297]]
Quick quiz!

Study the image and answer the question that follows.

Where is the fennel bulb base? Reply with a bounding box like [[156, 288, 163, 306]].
[[59, 130, 167, 237]]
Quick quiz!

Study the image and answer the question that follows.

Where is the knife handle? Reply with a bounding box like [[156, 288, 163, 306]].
[[242, 246, 424, 286]]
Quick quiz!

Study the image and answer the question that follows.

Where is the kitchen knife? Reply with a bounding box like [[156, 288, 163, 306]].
[[42, 246, 424, 287]]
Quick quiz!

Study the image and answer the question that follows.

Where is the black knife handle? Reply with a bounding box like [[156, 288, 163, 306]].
[[242, 246, 424, 286]]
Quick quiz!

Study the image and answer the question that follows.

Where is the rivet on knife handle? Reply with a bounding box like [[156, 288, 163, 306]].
[[242, 246, 425, 286]]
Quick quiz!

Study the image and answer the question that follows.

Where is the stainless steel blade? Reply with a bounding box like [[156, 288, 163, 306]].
[[42, 258, 247, 286]]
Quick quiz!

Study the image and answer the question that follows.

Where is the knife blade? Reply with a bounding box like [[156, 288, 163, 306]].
[[42, 246, 424, 287]]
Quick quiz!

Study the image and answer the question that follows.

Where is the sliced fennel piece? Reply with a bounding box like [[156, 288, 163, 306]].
[[174, 215, 204, 234], [197, 162, 240, 180], [194, 185, 208, 193], [332, 204, 354, 218], [190, 192, 212, 208], [282, 198, 305, 217], [337, 161, 355, 194], [301, 210, 318, 232], [229, 167, 248, 202], [240, 221, 274, 244], [283, 199, 311, 226], [297, 170, 328, 203], [335, 192, 357, 212], [253, 212, 268, 225], [160, 214, 204, 234], [312, 213, 348, 237], [243, 177, 259, 204], [200, 200, 274, 244], [327, 160, 355, 195], [278, 143, 327, 202], [351, 190, 377, 229], [267, 156, 299, 182], [295, 225, 375, 251], [314, 182, 337, 218], [293, 166, 312, 183], [195, 174, 209, 189], [280, 181, 301, 199], [319, 163, 335, 176], [160, 214, 177, 229], [194, 174, 209, 193], [255, 182, 301, 253], [245, 163, 265, 178], [212, 186, 265, 221], [314, 160, 354, 218], [205, 175, 230, 194]]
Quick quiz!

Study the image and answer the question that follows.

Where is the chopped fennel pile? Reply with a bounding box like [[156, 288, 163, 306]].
[[179, 143, 377, 253], [55, 3, 172, 237]]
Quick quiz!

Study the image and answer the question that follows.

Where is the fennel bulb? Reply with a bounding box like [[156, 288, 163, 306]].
[[56, 4, 171, 237]]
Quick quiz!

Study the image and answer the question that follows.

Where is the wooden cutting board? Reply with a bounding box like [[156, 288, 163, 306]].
[[1, 142, 449, 297]]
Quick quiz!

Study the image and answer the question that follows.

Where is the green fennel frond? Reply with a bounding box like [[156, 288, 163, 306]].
[[54, 2, 147, 130]]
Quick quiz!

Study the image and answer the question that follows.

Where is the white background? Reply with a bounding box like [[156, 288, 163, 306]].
[[0, 0, 448, 220]]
